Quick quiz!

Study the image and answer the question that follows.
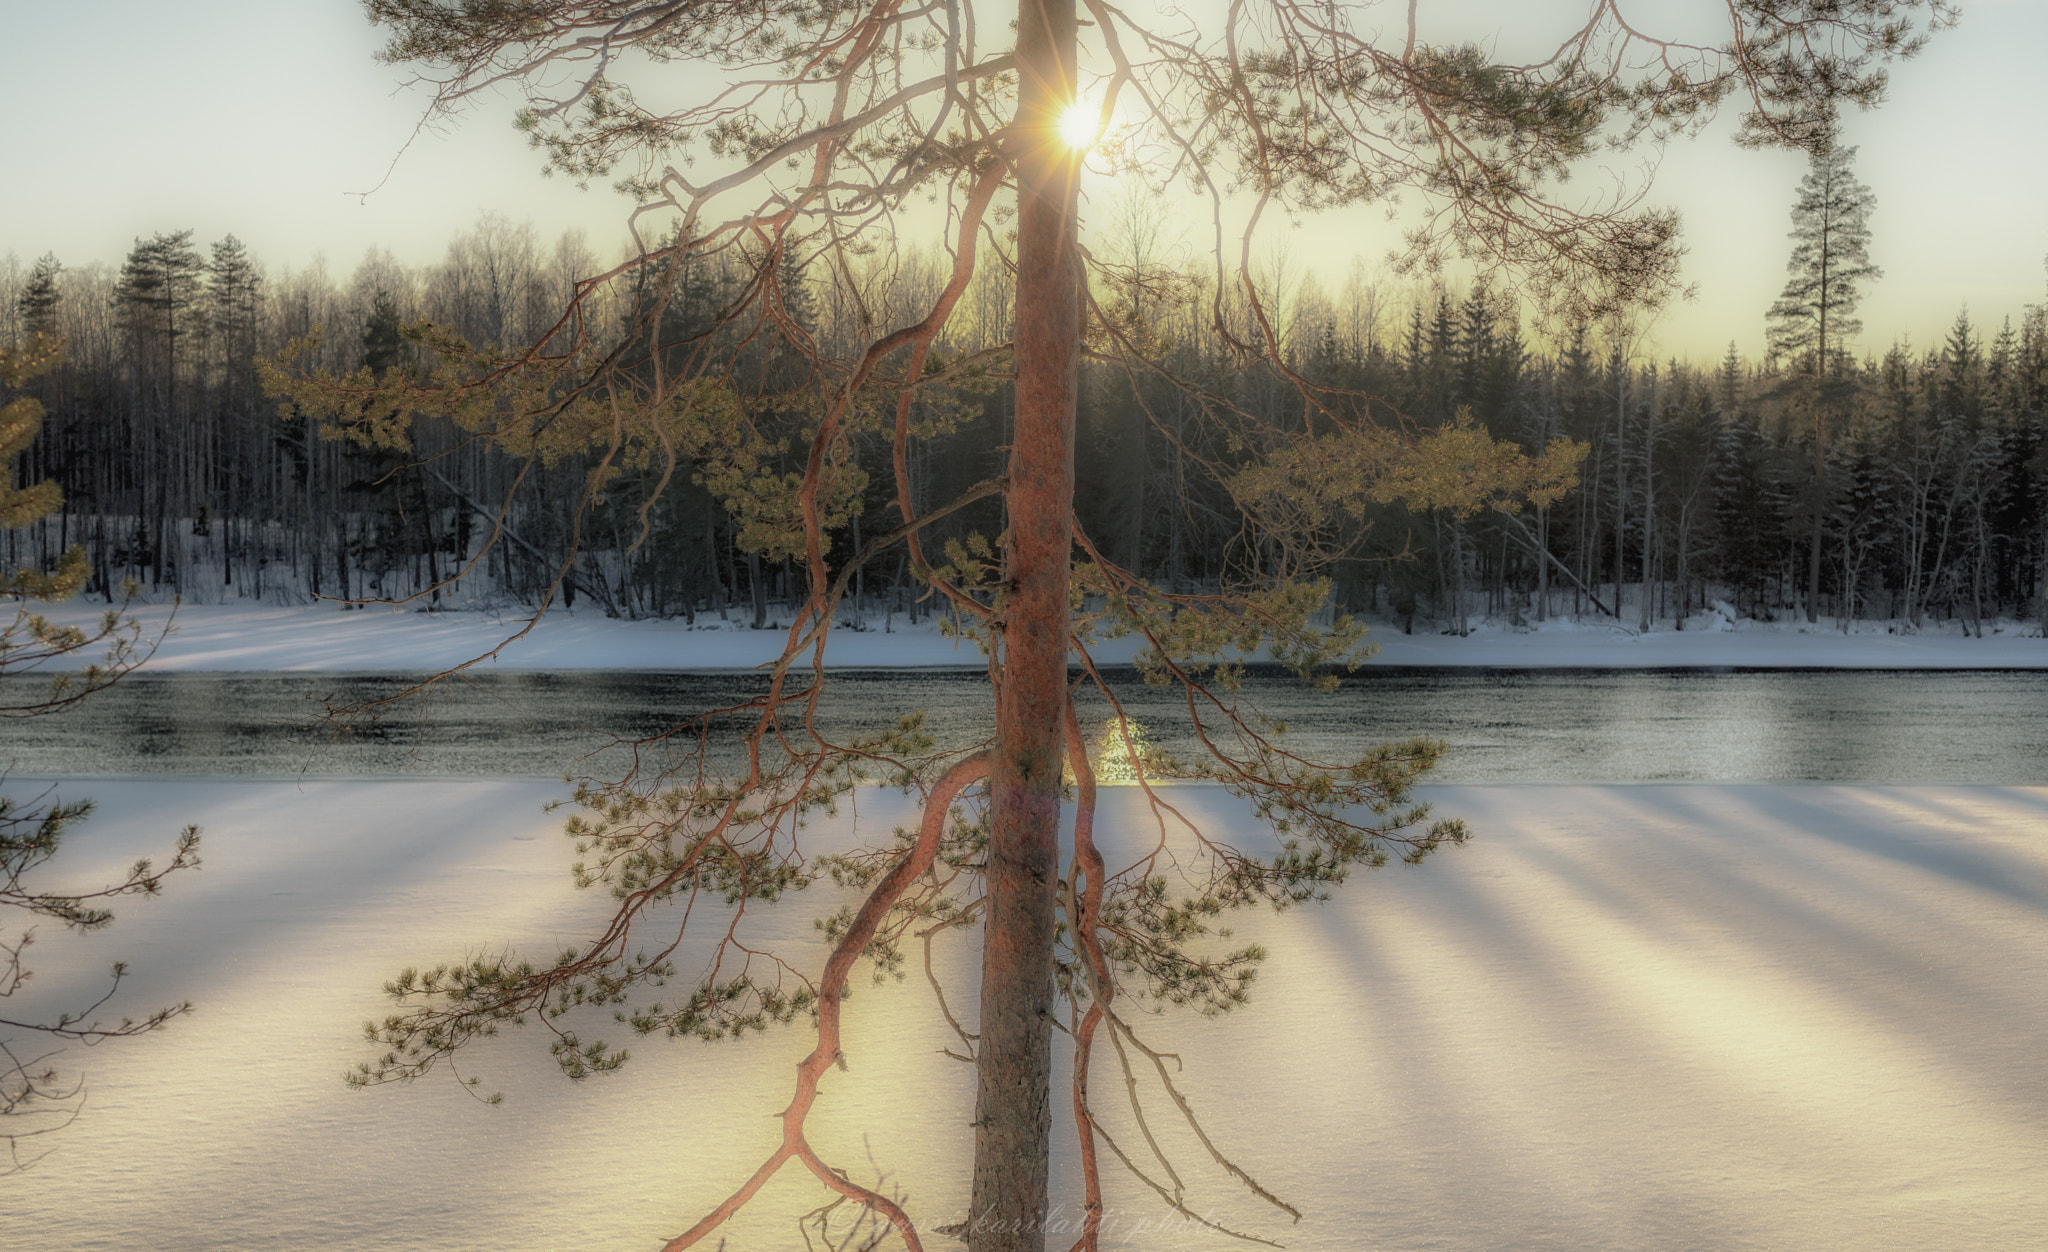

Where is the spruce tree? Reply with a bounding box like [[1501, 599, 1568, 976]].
[[14, 254, 61, 342], [1718, 342, 1744, 415], [1941, 309, 1985, 423], [359, 292, 406, 374], [206, 235, 264, 390], [116, 232, 206, 588]]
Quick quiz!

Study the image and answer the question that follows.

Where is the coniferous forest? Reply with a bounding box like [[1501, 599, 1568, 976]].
[[3, 212, 2043, 635]]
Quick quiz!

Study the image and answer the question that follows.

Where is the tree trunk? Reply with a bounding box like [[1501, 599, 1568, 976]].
[[1613, 363, 1627, 624], [1808, 398, 1824, 624], [305, 421, 322, 599], [969, 0, 1079, 1244], [1809, 270, 1828, 623], [747, 551, 767, 628], [2039, 511, 2047, 638], [1639, 382, 1655, 632]]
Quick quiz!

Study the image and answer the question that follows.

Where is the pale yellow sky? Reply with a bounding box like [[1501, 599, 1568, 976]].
[[2, 0, 2040, 362]]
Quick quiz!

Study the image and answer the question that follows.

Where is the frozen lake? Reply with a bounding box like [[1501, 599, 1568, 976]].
[[3, 667, 2045, 782], [6, 664, 2046, 1249], [7, 780, 2046, 1251]]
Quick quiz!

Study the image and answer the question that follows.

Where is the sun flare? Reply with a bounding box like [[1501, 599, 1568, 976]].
[[1057, 100, 1102, 150]]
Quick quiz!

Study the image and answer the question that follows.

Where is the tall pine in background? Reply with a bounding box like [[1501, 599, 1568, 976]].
[[1766, 144, 1881, 622], [114, 231, 205, 588]]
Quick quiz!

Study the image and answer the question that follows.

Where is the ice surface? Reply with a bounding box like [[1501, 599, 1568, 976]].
[[9, 780, 2046, 1250]]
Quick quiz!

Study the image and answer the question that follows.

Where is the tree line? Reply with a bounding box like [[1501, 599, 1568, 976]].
[[2, 212, 2042, 634]]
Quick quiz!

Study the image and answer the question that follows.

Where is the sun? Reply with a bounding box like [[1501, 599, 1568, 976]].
[[1057, 100, 1102, 150]]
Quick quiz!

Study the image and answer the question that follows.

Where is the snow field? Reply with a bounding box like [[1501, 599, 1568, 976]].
[[22, 600, 2048, 673], [7, 780, 2045, 1250]]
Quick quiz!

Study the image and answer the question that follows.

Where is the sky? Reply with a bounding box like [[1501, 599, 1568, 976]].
[[1, 0, 2042, 363]]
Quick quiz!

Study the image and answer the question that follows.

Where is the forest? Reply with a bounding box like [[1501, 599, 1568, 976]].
[[2, 210, 2044, 636]]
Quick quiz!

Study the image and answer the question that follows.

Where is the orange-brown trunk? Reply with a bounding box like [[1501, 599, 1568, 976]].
[[967, 0, 1079, 1244]]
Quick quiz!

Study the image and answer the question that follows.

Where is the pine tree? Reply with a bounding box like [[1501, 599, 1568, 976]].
[[116, 232, 206, 588], [116, 231, 205, 395], [1766, 144, 1881, 621], [1766, 146, 1881, 374], [0, 335, 199, 1172], [0, 338, 67, 538], [272, 3, 1951, 1247]]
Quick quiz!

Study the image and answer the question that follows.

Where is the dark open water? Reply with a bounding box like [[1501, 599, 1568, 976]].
[[2, 668, 2043, 783]]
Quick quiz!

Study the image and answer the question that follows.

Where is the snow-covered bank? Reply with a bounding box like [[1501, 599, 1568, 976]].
[[12, 781, 2047, 1250], [1348, 610, 2048, 668], [27, 599, 2048, 671]]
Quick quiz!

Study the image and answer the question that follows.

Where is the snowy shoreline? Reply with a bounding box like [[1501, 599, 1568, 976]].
[[27, 599, 2048, 673]]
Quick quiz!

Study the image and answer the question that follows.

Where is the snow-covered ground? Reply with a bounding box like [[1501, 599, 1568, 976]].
[[10, 598, 2044, 1248], [27, 599, 2048, 672], [10, 780, 2046, 1250]]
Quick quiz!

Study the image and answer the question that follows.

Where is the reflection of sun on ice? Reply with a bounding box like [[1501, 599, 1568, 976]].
[[1063, 716, 1171, 785], [1058, 99, 1102, 149]]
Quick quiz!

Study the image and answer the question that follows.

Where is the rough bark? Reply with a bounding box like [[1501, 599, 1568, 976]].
[[969, 0, 1079, 1243]]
